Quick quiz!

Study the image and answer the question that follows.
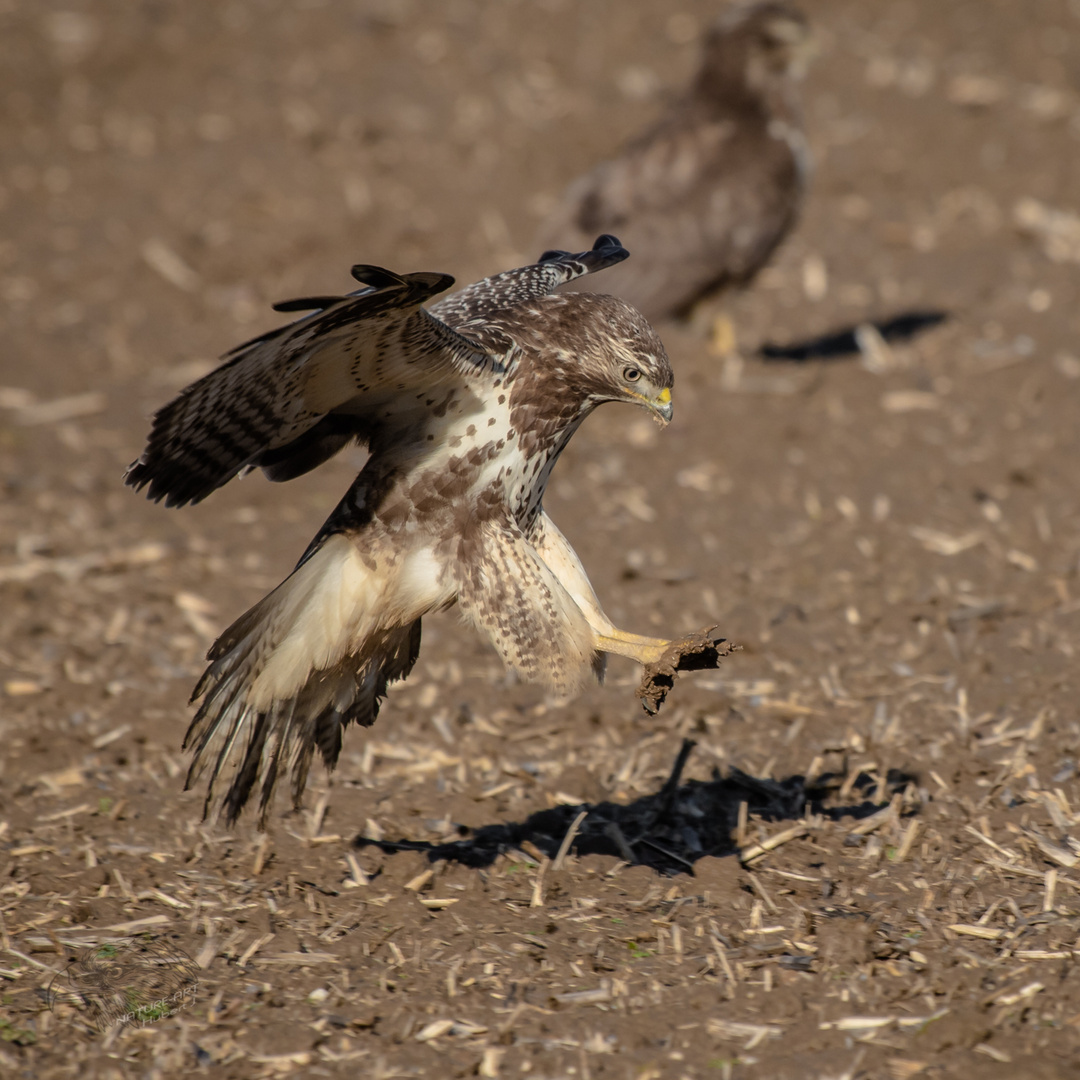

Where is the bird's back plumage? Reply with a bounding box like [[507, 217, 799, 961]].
[[537, 0, 811, 322]]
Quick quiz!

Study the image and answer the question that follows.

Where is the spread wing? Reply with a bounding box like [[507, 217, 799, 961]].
[[125, 266, 492, 508], [127, 238, 631, 508]]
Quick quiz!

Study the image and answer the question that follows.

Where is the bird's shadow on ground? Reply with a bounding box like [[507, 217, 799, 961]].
[[759, 309, 947, 362], [355, 739, 915, 876]]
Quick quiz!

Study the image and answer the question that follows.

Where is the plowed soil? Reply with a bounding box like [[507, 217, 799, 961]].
[[3, 2, 1080, 1077]]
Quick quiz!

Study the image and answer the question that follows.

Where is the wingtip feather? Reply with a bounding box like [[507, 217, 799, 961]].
[[535, 235, 629, 275]]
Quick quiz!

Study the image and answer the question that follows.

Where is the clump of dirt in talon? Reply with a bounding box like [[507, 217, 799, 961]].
[[636, 627, 739, 715]]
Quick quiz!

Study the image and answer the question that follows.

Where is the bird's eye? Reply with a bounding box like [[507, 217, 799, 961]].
[[623, 367, 642, 383]]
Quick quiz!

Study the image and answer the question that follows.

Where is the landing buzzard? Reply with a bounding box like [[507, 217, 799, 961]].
[[537, 1, 812, 323], [128, 237, 690, 824]]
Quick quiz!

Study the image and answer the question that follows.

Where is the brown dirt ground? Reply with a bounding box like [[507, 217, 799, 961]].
[[3, 1, 1080, 1077]]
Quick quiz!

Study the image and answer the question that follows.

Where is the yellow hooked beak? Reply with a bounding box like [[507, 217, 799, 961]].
[[651, 386, 673, 425]]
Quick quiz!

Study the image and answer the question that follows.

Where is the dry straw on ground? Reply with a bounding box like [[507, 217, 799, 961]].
[[3, 0, 1080, 1076]]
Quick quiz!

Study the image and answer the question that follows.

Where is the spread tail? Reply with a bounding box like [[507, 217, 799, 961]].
[[182, 534, 421, 825]]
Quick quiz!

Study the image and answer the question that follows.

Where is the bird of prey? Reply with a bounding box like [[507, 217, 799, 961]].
[[537, 0, 812, 324], [127, 237, 682, 824]]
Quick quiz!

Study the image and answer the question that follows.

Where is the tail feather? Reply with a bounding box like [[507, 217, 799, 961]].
[[182, 534, 423, 825], [220, 708, 275, 824]]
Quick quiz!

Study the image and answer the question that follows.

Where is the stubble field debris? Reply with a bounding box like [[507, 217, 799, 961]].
[[3, 0, 1080, 1075]]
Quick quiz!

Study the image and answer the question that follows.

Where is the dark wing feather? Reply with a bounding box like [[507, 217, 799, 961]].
[[271, 295, 352, 313], [255, 412, 362, 483], [126, 268, 493, 507], [429, 234, 629, 330]]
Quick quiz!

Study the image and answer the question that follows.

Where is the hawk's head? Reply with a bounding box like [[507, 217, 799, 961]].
[[499, 291, 674, 431], [556, 292, 674, 426], [584, 294, 673, 425], [697, 2, 813, 102]]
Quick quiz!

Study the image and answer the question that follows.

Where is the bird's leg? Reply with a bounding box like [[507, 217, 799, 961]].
[[594, 627, 671, 666], [708, 312, 738, 357], [527, 513, 673, 666]]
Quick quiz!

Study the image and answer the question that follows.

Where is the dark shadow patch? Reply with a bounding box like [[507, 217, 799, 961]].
[[355, 739, 916, 876], [759, 309, 948, 362]]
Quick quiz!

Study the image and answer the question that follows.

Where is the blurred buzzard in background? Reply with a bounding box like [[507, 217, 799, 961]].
[[538, 0, 812, 323], [127, 237, 681, 824]]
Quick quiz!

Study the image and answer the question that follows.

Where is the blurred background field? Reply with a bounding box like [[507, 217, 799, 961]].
[[2, 2, 1080, 1077]]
